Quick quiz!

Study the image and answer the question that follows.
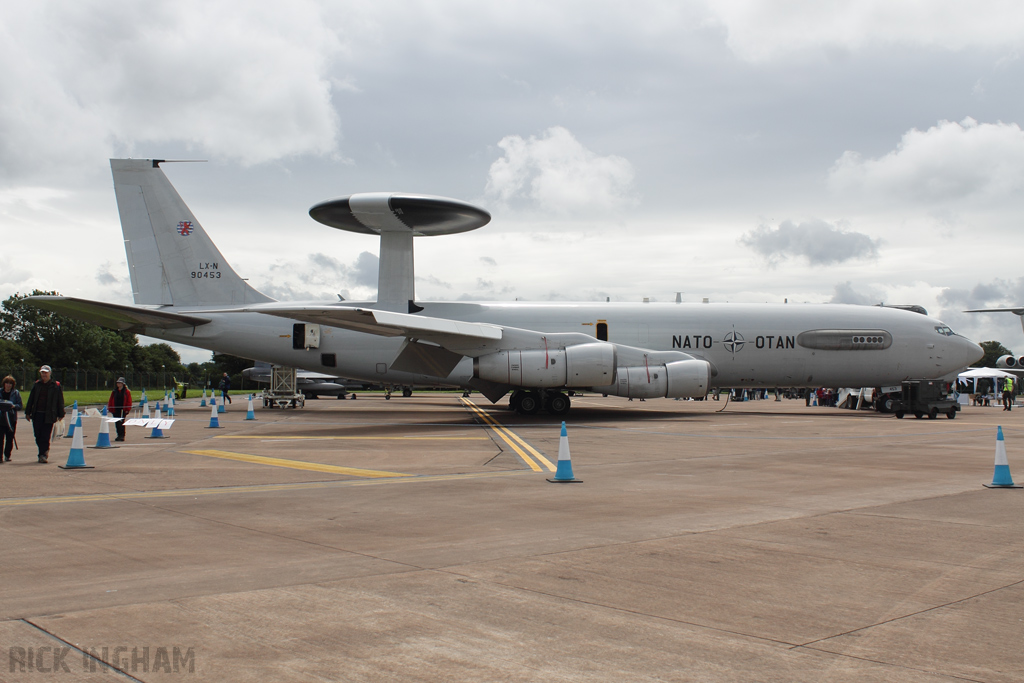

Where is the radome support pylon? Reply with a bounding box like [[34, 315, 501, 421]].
[[207, 400, 221, 428], [245, 395, 256, 420], [985, 426, 1022, 488], [59, 421, 94, 469], [88, 417, 119, 449], [547, 421, 582, 483]]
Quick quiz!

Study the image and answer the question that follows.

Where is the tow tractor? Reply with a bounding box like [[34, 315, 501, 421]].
[[889, 380, 959, 419]]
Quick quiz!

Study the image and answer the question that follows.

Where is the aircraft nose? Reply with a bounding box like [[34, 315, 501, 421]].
[[957, 337, 985, 368]]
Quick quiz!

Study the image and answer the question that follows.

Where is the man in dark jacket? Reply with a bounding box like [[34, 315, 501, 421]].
[[24, 365, 66, 463], [0, 375, 22, 462], [219, 372, 232, 404], [107, 377, 133, 442]]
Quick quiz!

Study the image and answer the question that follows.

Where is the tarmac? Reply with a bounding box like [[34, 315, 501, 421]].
[[0, 392, 1021, 682]]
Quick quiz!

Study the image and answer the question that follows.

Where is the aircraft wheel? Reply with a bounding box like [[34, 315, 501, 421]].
[[350, 394, 357, 399], [549, 392, 571, 416], [914, 411, 923, 419], [894, 411, 905, 419], [928, 408, 938, 419], [402, 387, 412, 398], [947, 409, 957, 419], [385, 394, 391, 400], [509, 391, 524, 412], [518, 392, 541, 415]]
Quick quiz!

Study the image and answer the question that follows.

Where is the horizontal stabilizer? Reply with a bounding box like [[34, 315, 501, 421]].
[[23, 296, 211, 331]]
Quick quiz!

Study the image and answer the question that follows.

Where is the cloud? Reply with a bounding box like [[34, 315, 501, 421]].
[[0, 1, 342, 178], [828, 118, 1024, 204], [740, 219, 880, 266], [830, 281, 886, 305], [485, 126, 636, 214], [479, 256, 497, 266], [258, 251, 378, 301], [708, 1, 1024, 62]]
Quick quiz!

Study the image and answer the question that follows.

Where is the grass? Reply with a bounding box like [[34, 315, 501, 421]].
[[59, 389, 252, 407]]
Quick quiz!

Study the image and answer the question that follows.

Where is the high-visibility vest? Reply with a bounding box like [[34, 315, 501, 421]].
[[1005, 377, 1014, 392]]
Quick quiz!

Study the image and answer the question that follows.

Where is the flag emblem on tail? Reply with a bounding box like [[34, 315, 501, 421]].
[[176, 221, 194, 236]]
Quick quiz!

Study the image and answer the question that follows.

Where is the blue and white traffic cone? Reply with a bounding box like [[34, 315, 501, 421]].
[[101, 405, 108, 416], [167, 393, 175, 417], [200, 388, 207, 407], [146, 407, 167, 439], [245, 395, 256, 420], [89, 417, 118, 449], [218, 394, 226, 413], [142, 401, 150, 419], [65, 405, 79, 438], [985, 426, 1023, 488], [547, 422, 582, 483], [207, 400, 221, 428], [59, 421, 94, 469], [141, 389, 147, 405]]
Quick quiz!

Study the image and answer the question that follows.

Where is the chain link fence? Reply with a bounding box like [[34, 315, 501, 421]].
[[0, 367, 246, 394]]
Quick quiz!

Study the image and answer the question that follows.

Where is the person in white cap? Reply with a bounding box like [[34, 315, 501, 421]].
[[24, 365, 66, 463]]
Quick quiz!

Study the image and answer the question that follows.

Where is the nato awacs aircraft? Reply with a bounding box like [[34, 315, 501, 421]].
[[26, 159, 983, 416]]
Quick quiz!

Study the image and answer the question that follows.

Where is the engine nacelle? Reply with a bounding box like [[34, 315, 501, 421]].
[[996, 355, 1020, 369], [474, 342, 617, 388], [565, 342, 616, 386], [475, 349, 566, 387], [590, 359, 711, 399]]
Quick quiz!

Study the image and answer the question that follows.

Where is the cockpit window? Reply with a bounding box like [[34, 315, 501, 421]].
[[935, 325, 954, 336]]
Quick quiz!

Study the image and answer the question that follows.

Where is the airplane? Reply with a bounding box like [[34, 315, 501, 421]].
[[965, 307, 1024, 369], [241, 361, 358, 399], [24, 159, 984, 416]]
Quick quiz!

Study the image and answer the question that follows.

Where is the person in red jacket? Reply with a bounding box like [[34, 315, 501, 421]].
[[107, 377, 133, 442]]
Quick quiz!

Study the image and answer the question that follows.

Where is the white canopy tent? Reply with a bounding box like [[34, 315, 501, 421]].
[[957, 367, 1015, 398]]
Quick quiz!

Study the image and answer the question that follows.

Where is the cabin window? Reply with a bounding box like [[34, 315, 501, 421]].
[[321, 353, 336, 367], [596, 322, 608, 341]]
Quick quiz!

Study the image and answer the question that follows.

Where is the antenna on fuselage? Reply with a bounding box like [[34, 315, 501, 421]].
[[309, 193, 491, 313]]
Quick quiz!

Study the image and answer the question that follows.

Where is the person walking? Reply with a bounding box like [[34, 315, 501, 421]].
[[219, 372, 232, 404], [0, 375, 22, 462], [24, 365, 66, 463], [1002, 375, 1015, 411], [107, 377, 133, 442]]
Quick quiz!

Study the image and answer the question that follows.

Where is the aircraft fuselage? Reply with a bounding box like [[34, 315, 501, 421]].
[[143, 301, 979, 390]]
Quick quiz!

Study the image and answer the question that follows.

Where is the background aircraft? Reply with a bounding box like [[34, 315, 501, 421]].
[[241, 361, 359, 399], [24, 159, 983, 415]]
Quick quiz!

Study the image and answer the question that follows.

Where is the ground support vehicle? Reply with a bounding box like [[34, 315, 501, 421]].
[[890, 380, 959, 419]]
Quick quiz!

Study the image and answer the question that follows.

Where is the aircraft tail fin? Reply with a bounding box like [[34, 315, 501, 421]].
[[111, 159, 274, 306]]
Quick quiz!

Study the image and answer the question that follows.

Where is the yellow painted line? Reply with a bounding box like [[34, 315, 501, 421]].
[[213, 435, 486, 440], [0, 471, 530, 507], [182, 449, 408, 478], [461, 398, 555, 472]]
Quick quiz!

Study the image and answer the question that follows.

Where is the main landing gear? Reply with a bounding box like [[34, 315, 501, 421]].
[[508, 389, 571, 416]]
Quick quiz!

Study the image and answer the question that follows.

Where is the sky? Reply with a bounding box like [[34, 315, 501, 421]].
[[2, 0, 1024, 363]]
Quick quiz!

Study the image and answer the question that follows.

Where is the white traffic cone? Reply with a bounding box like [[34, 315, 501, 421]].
[[985, 426, 1022, 488]]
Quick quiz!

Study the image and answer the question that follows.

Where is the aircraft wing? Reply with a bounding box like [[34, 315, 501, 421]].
[[238, 303, 598, 357], [965, 307, 1024, 315], [23, 296, 211, 331]]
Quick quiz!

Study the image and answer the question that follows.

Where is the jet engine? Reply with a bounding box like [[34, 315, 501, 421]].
[[474, 342, 616, 388], [590, 358, 711, 399], [996, 355, 1021, 369]]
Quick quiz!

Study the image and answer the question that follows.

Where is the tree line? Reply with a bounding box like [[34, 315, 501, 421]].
[[0, 290, 251, 391]]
